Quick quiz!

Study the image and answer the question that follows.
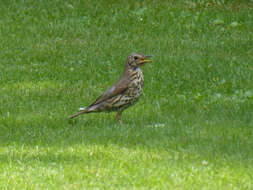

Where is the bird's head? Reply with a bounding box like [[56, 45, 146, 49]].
[[126, 53, 152, 69]]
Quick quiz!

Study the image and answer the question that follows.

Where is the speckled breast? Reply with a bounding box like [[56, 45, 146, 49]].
[[106, 68, 144, 112], [118, 68, 144, 109]]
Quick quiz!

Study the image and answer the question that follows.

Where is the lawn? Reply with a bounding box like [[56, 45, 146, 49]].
[[0, 0, 253, 189]]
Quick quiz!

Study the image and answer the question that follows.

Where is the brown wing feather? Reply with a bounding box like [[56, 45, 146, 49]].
[[89, 75, 130, 106]]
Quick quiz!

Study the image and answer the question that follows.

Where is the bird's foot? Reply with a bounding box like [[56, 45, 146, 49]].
[[117, 111, 123, 125]]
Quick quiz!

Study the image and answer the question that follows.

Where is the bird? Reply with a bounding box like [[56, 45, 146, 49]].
[[68, 53, 152, 124]]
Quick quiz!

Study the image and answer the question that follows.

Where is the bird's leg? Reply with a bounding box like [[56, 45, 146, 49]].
[[117, 111, 123, 125]]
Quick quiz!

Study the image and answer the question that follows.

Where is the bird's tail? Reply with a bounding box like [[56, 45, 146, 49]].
[[68, 108, 92, 120]]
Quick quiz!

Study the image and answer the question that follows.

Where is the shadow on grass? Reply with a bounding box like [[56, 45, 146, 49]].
[[1, 110, 253, 166]]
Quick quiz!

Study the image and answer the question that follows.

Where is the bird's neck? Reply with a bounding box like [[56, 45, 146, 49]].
[[124, 65, 141, 76]]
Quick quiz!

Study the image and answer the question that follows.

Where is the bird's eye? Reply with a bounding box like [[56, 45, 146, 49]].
[[134, 56, 138, 60]]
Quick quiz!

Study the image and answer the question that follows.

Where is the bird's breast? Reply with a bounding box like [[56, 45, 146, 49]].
[[128, 68, 144, 97], [107, 68, 144, 111]]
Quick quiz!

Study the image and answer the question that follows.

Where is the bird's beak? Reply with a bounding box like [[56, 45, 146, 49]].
[[138, 55, 152, 65]]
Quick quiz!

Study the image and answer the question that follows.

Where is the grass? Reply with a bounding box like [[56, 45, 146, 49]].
[[0, 0, 253, 189]]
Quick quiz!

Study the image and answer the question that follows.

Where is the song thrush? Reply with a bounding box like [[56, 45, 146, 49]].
[[68, 53, 152, 124]]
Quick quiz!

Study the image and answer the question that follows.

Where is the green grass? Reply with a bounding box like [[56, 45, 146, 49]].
[[1, 0, 253, 189]]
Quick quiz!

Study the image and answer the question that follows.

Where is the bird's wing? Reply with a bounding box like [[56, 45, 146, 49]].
[[89, 77, 129, 106]]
